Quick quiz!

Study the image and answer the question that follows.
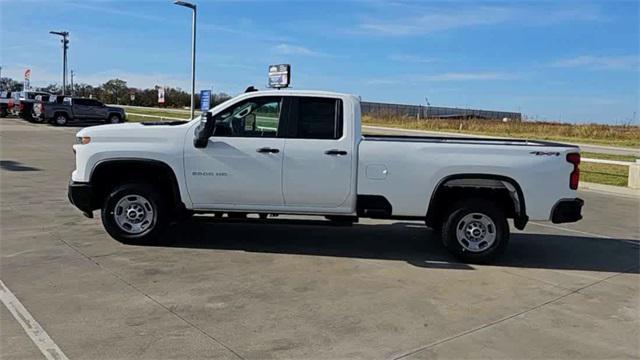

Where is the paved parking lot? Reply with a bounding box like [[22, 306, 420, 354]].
[[1, 117, 639, 359]]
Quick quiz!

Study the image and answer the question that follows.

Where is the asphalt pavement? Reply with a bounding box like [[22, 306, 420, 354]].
[[1, 117, 638, 359]]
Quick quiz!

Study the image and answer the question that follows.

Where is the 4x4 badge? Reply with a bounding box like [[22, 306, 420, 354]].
[[530, 151, 560, 156]]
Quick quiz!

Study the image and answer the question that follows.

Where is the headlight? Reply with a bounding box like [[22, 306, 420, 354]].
[[76, 136, 91, 145]]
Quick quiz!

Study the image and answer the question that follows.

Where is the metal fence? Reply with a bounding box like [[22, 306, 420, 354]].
[[361, 101, 521, 121]]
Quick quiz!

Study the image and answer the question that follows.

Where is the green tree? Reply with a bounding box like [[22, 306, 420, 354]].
[[101, 79, 129, 104], [0, 77, 23, 91], [41, 83, 61, 94]]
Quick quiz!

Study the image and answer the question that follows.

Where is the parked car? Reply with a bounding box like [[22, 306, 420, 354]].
[[8, 91, 52, 121], [0, 91, 14, 117], [68, 89, 583, 263], [38, 97, 126, 125]]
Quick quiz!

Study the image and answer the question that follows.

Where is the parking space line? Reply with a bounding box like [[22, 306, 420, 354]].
[[392, 269, 632, 359], [52, 233, 246, 360], [0, 280, 69, 360], [530, 222, 639, 246], [529, 221, 613, 239]]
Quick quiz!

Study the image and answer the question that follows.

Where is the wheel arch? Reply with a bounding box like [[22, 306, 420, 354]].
[[425, 173, 528, 230], [89, 158, 185, 212], [53, 111, 70, 119]]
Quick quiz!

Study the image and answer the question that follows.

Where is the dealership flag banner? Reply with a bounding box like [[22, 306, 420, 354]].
[[158, 87, 165, 104], [24, 69, 31, 90]]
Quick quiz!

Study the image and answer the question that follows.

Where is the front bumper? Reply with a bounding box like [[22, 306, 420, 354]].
[[551, 198, 584, 224], [68, 181, 95, 218]]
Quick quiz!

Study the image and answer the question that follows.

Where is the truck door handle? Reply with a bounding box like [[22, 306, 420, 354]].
[[325, 149, 347, 156], [256, 147, 280, 154]]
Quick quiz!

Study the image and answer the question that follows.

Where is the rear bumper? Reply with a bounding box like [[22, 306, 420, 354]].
[[551, 198, 584, 224], [68, 181, 95, 218]]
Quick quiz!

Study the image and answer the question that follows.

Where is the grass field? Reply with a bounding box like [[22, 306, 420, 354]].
[[581, 162, 629, 186], [122, 106, 637, 187], [362, 115, 640, 148], [125, 107, 191, 122], [578, 152, 634, 187]]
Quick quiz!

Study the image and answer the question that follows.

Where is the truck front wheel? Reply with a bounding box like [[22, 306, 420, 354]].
[[441, 199, 509, 263], [108, 114, 122, 124], [101, 183, 168, 244]]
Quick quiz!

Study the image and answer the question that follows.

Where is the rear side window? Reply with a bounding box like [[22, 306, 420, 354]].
[[74, 99, 90, 105], [291, 97, 343, 140]]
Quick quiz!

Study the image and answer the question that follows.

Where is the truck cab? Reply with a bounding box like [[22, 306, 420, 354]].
[[186, 91, 358, 213]]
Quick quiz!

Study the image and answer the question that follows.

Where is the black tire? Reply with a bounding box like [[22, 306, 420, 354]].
[[101, 183, 168, 244], [174, 208, 194, 221], [0, 107, 7, 118], [52, 113, 68, 126], [31, 112, 44, 123], [107, 114, 121, 124], [441, 198, 509, 263]]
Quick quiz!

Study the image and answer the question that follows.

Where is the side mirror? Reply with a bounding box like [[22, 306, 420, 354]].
[[193, 112, 216, 148]]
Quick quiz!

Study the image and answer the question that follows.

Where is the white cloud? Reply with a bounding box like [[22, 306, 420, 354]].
[[355, 4, 606, 36], [366, 71, 518, 85], [550, 55, 639, 71], [273, 44, 333, 58], [388, 54, 434, 63], [421, 72, 517, 81], [360, 6, 514, 36], [0, 65, 201, 90], [72, 3, 167, 22]]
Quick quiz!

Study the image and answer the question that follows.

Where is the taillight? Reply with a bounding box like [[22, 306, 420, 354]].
[[566, 153, 580, 190], [8, 99, 13, 109]]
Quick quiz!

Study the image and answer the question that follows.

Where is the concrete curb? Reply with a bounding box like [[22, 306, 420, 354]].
[[580, 182, 640, 199]]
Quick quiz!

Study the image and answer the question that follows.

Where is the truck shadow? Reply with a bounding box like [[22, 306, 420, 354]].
[[153, 216, 639, 273], [0, 160, 41, 172]]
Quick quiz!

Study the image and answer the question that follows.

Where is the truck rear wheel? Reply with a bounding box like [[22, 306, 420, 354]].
[[441, 198, 509, 263], [53, 113, 68, 126], [101, 183, 168, 244]]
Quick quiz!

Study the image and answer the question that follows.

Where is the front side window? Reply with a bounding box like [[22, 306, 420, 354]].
[[213, 96, 282, 138]]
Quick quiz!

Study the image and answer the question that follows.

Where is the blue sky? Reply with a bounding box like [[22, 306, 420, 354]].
[[1, 0, 638, 124]]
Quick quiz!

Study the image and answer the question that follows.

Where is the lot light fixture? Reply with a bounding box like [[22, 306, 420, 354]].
[[49, 31, 69, 95], [173, 0, 197, 120]]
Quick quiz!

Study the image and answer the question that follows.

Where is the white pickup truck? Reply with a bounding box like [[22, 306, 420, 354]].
[[69, 89, 583, 262]]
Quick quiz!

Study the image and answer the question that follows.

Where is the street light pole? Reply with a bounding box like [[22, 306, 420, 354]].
[[174, 1, 196, 119], [50, 31, 69, 95], [70, 70, 75, 95]]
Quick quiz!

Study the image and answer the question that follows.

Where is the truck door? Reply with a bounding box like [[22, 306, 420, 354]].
[[184, 96, 286, 207], [90, 100, 108, 119], [282, 96, 354, 210], [73, 98, 92, 119]]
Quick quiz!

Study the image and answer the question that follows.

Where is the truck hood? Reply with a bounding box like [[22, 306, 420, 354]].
[[106, 106, 125, 113], [76, 121, 195, 142]]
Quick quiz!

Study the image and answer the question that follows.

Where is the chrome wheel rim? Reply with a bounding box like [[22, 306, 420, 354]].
[[113, 194, 155, 235], [110, 116, 119, 123], [456, 213, 496, 252], [55, 115, 66, 125]]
